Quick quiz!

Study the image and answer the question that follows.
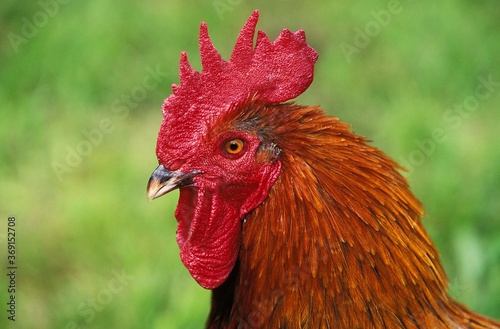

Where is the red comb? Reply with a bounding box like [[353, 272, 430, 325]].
[[161, 10, 318, 122]]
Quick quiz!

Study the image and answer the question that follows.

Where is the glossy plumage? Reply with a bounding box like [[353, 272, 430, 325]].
[[205, 101, 500, 328]]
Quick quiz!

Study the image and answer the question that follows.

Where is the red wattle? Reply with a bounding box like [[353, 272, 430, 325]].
[[175, 187, 242, 289]]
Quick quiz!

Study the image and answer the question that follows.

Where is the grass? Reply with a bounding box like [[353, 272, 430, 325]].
[[1, 0, 499, 328]]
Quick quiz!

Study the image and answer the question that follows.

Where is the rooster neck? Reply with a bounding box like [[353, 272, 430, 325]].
[[206, 105, 500, 328]]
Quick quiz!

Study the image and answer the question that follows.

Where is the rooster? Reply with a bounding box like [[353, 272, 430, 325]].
[[146, 10, 500, 329]]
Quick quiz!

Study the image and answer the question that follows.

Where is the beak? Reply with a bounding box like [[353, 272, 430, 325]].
[[146, 164, 199, 201]]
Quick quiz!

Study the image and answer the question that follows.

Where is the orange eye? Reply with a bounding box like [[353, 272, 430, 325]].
[[223, 139, 245, 155]]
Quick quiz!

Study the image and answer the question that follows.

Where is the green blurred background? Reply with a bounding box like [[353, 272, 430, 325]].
[[1, 0, 499, 328]]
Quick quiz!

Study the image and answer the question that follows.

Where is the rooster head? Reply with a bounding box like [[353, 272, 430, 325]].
[[147, 10, 318, 289]]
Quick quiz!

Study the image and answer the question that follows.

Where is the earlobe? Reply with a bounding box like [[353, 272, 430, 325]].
[[256, 142, 281, 164]]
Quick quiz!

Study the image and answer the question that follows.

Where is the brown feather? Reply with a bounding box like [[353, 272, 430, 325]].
[[206, 100, 500, 329]]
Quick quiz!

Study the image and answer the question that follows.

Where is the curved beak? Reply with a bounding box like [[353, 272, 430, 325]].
[[146, 164, 199, 200]]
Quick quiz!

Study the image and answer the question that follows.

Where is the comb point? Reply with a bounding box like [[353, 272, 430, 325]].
[[230, 10, 259, 64], [160, 10, 318, 144], [179, 51, 197, 85], [199, 21, 224, 73]]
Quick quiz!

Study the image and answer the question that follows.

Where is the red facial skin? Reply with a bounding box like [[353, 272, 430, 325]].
[[158, 126, 281, 289]]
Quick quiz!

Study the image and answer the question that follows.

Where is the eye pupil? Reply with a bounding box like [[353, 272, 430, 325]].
[[229, 142, 239, 151], [224, 139, 245, 156]]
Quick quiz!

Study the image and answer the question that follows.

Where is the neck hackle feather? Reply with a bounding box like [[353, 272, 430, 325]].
[[207, 101, 500, 328]]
